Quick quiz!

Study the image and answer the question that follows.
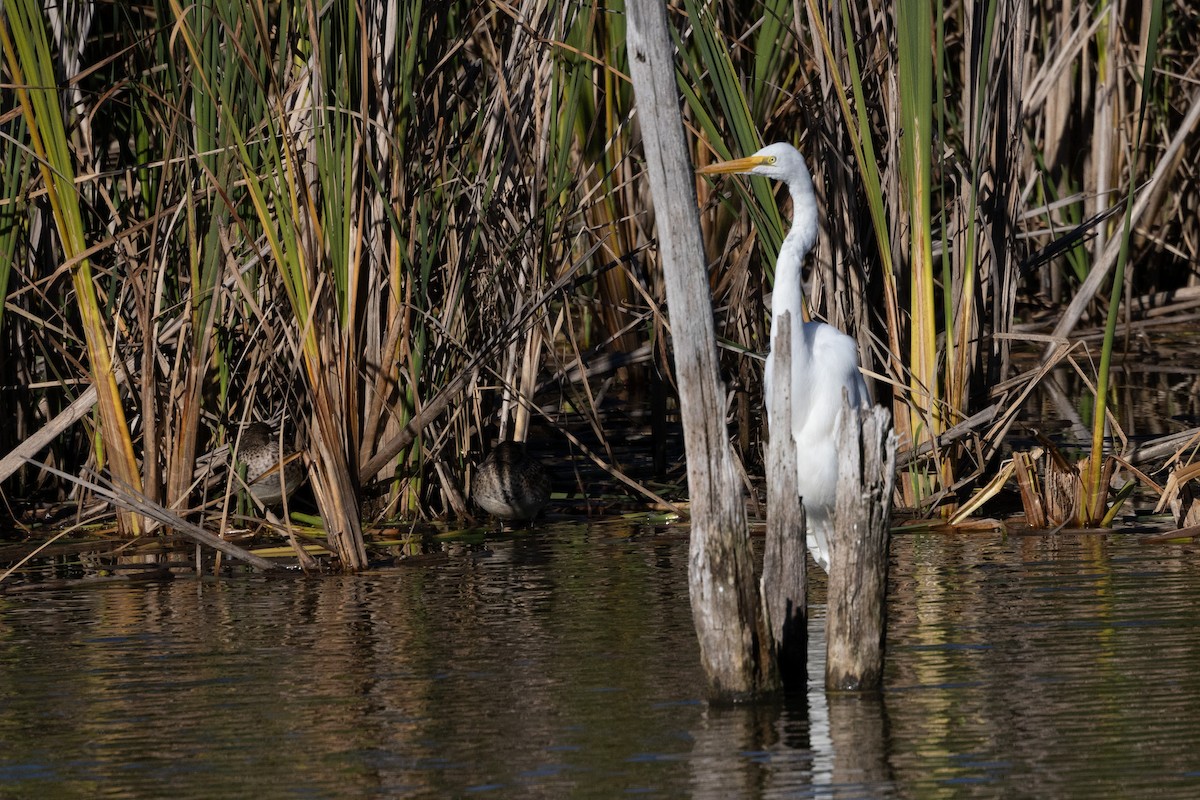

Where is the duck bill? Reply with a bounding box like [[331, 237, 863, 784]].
[[697, 155, 768, 175]]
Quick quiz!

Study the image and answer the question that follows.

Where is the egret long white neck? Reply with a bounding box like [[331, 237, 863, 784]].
[[771, 158, 818, 340], [785, 161, 818, 261]]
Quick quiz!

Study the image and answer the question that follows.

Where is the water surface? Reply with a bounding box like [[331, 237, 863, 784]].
[[2, 524, 1199, 798]]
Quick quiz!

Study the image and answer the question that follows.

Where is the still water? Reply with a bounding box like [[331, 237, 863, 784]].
[[2, 523, 1199, 798]]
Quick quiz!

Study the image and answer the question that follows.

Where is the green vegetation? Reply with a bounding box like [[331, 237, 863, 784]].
[[0, 0, 1194, 567]]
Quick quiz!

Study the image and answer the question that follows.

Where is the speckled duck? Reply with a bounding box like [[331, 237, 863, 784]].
[[472, 440, 551, 522]]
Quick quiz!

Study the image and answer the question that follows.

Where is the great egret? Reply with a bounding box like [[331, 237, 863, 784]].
[[238, 422, 306, 507], [699, 142, 870, 572], [473, 440, 551, 522]]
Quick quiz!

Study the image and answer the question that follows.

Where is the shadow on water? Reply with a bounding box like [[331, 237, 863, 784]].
[[3, 521, 1200, 797]]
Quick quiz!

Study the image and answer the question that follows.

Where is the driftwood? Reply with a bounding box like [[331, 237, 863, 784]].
[[761, 313, 807, 686], [628, 0, 775, 700], [826, 402, 896, 691]]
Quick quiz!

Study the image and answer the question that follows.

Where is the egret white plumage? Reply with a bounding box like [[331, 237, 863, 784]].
[[699, 142, 870, 572]]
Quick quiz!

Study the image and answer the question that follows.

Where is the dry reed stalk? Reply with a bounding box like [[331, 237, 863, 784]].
[[1012, 450, 1047, 528], [1, 0, 144, 534]]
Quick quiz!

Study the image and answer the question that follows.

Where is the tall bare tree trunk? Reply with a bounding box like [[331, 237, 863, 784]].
[[627, 0, 776, 700]]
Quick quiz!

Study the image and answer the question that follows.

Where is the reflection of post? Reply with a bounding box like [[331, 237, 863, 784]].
[[762, 312, 808, 686], [826, 402, 896, 690], [828, 693, 894, 791], [689, 701, 808, 799]]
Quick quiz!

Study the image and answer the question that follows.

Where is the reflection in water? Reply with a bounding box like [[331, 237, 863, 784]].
[[889, 531, 1200, 798], [828, 693, 892, 797], [2, 524, 1200, 797]]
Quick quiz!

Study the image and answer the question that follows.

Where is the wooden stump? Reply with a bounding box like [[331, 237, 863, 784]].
[[826, 403, 896, 691], [628, 0, 775, 700], [761, 313, 808, 687]]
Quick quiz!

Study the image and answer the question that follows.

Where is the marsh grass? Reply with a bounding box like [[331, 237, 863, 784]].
[[693, 0, 1194, 522], [1, 0, 1198, 571]]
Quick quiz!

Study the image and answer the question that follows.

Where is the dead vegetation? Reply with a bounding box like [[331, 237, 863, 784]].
[[1, 0, 1198, 571]]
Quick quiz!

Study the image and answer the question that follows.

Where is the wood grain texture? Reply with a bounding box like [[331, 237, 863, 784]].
[[761, 312, 808, 687], [627, 0, 774, 700], [826, 402, 897, 691]]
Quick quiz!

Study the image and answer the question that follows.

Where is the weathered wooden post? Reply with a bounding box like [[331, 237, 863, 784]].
[[760, 313, 808, 685], [826, 402, 896, 690], [627, 0, 776, 699]]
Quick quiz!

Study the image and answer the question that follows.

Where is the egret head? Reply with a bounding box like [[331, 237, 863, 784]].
[[697, 142, 807, 183]]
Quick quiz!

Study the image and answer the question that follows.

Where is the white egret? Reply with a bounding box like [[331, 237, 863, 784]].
[[699, 142, 870, 572]]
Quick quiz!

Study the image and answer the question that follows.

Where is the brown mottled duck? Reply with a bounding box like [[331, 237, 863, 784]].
[[238, 422, 306, 507], [472, 440, 551, 522]]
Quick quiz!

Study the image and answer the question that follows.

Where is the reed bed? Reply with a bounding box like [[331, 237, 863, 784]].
[[1, 0, 1197, 570]]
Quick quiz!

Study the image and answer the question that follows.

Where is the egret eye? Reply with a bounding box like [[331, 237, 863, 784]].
[[768, 156, 777, 164]]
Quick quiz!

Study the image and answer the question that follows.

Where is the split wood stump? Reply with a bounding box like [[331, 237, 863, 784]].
[[826, 401, 897, 691], [763, 311, 897, 691], [761, 313, 807, 685]]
